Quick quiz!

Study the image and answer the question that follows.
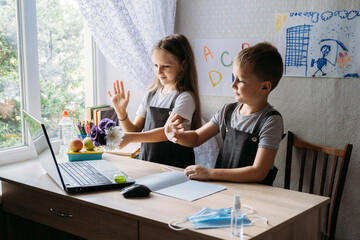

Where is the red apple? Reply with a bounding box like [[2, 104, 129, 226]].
[[69, 139, 83, 152]]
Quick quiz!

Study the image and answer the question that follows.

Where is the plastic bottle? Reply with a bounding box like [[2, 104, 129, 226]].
[[58, 110, 74, 160], [231, 194, 244, 238]]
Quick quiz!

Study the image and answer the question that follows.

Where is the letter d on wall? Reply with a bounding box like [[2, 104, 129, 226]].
[[208, 70, 222, 87]]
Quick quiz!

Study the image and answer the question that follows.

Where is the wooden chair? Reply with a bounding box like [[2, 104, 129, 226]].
[[285, 131, 352, 240]]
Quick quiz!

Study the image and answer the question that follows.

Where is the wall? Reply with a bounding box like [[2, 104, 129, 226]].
[[99, 1, 359, 239], [174, 0, 359, 239]]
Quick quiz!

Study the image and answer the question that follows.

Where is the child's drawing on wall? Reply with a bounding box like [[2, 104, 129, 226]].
[[311, 44, 333, 76], [275, 10, 360, 78]]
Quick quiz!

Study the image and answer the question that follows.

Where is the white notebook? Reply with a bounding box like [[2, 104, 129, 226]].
[[135, 170, 226, 201]]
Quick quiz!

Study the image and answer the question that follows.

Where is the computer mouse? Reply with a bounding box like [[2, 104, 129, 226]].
[[120, 184, 151, 198]]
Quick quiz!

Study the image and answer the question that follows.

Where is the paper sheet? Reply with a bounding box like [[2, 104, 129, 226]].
[[136, 170, 226, 201]]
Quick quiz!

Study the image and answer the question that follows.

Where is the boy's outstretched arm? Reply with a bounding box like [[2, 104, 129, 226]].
[[165, 114, 219, 147], [185, 147, 277, 182]]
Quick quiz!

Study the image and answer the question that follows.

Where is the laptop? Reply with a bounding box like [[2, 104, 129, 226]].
[[23, 110, 135, 193]]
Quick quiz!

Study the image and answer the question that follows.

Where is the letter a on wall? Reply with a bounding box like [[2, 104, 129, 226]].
[[195, 39, 262, 96]]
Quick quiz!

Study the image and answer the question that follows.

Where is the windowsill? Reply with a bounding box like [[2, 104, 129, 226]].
[[0, 146, 37, 166]]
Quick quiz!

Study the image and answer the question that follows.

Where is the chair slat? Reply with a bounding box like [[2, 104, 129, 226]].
[[320, 154, 329, 196], [298, 149, 306, 192], [328, 157, 338, 198], [309, 151, 318, 194]]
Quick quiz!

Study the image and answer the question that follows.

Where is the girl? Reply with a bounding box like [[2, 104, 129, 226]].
[[108, 34, 201, 168]]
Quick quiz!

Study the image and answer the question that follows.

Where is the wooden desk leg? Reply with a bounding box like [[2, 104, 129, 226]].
[[0, 204, 6, 240]]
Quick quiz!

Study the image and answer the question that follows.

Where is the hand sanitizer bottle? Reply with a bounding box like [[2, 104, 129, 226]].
[[231, 194, 244, 238]]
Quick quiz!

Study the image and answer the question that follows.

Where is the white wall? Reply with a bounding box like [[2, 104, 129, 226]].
[[99, 1, 359, 239], [174, 1, 359, 240]]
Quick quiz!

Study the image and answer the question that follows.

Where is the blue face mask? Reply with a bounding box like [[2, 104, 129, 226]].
[[188, 207, 251, 229], [168, 207, 267, 231]]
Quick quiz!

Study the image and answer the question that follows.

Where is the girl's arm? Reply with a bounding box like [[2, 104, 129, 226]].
[[120, 128, 167, 148], [118, 115, 145, 132], [185, 147, 277, 182], [119, 114, 187, 148]]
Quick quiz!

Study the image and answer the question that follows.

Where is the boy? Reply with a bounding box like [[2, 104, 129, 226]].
[[164, 42, 284, 185]]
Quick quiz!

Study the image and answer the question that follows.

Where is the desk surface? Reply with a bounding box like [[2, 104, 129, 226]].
[[0, 154, 329, 240]]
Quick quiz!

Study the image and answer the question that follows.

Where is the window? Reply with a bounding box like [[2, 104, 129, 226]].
[[0, 0, 21, 150], [37, 0, 86, 138], [0, 0, 95, 163]]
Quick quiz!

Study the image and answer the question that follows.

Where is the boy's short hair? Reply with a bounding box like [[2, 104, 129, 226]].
[[234, 42, 283, 91]]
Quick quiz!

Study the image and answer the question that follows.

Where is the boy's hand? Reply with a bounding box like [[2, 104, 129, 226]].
[[184, 165, 211, 180], [164, 114, 184, 143], [107, 80, 129, 119]]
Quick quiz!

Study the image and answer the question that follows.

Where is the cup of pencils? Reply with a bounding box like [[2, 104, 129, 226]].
[[76, 120, 94, 140]]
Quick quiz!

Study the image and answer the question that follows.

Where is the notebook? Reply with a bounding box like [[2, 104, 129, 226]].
[[105, 142, 141, 158], [135, 170, 226, 201], [23, 110, 135, 193]]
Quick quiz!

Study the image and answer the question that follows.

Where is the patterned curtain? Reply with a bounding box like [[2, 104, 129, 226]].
[[77, 0, 177, 89]]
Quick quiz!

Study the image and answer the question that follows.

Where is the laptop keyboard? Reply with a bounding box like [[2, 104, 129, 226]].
[[59, 161, 112, 186]]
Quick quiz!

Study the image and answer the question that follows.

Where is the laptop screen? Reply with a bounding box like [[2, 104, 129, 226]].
[[23, 110, 49, 156], [23, 110, 65, 190]]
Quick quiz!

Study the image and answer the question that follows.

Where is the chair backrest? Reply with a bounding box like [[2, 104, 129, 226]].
[[285, 131, 352, 240]]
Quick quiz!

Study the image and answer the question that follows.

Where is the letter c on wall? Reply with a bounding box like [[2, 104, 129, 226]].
[[221, 51, 233, 67]]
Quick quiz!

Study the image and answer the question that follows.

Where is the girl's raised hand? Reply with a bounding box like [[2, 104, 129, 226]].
[[108, 80, 130, 119]]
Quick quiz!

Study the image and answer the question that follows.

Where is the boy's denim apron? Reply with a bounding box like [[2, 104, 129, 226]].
[[214, 103, 281, 186], [139, 91, 195, 168]]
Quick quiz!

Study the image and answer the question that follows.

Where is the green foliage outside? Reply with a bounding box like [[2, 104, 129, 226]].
[[0, 0, 86, 149], [37, 0, 85, 138], [0, 0, 22, 149]]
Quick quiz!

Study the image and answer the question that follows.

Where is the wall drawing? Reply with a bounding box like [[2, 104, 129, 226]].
[[276, 10, 360, 78]]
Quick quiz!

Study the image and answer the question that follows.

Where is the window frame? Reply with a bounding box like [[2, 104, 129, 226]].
[[0, 0, 97, 165]]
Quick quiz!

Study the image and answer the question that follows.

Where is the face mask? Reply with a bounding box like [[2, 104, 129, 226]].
[[188, 207, 251, 229], [168, 207, 267, 231]]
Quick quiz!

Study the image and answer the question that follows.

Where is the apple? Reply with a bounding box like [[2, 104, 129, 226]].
[[83, 137, 95, 151], [69, 139, 83, 152]]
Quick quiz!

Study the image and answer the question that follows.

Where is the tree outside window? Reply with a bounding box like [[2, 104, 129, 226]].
[[0, 0, 86, 150]]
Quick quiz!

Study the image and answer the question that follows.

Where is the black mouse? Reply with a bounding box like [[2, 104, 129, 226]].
[[120, 184, 151, 198]]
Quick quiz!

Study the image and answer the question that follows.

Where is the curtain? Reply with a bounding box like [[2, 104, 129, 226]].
[[77, 0, 177, 89]]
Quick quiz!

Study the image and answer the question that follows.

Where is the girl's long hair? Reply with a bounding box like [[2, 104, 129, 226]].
[[148, 34, 202, 129]]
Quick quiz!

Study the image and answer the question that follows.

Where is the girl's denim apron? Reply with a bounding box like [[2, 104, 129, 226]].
[[139, 91, 195, 168], [214, 103, 281, 186]]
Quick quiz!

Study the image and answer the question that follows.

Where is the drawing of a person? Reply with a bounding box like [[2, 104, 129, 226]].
[[311, 45, 335, 77]]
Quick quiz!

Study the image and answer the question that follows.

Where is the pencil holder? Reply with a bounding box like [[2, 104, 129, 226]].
[[77, 134, 87, 140]]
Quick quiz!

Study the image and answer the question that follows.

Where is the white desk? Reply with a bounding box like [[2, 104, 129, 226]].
[[0, 154, 329, 239]]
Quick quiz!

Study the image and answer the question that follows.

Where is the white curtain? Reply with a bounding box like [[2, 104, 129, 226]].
[[77, 0, 177, 89]]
